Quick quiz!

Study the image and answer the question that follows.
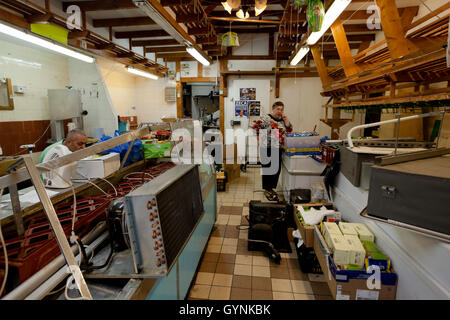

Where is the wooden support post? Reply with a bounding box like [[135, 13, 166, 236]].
[[9, 184, 24, 236], [376, 0, 417, 59], [219, 58, 228, 144], [310, 45, 332, 88], [220, 76, 225, 140], [330, 18, 360, 77], [176, 60, 183, 118], [390, 81, 396, 98], [400, 6, 419, 31], [198, 61, 203, 78], [331, 108, 341, 140], [275, 60, 281, 98], [220, 59, 228, 97]]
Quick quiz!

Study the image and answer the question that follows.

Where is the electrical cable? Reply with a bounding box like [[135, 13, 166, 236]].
[[72, 170, 118, 197], [0, 188, 8, 297], [122, 172, 154, 181], [12, 122, 52, 156]]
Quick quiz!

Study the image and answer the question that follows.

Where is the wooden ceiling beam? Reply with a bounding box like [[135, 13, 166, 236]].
[[95, 43, 116, 50], [188, 27, 210, 36], [331, 18, 361, 77], [145, 0, 212, 63], [93, 17, 155, 28], [400, 6, 419, 31], [26, 13, 53, 23], [278, 34, 376, 45], [116, 52, 135, 58], [204, 4, 217, 15], [311, 45, 333, 87], [132, 39, 179, 46], [202, 44, 221, 51], [208, 10, 284, 18], [160, 0, 193, 6], [68, 30, 90, 39], [208, 17, 281, 24], [115, 30, 169, 39], [0, 7, 29, 29], [176, 13, 203, 24], [216, 27, 279, 34], [158, 52, 191, 59], [339, 7, 418, 21], [196, 36, 218, 44], [376, 0, 418, 59], [62, 0, 136, 12], [145, 46, 186, 53]]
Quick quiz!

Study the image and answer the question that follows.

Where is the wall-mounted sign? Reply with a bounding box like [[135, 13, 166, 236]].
[[240, 88, 256, 100], [248, 101, 261, 116], [235, 100, 249, 116]]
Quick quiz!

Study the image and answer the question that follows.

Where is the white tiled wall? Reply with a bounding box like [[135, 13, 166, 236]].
[[0, 35, 70, 122]]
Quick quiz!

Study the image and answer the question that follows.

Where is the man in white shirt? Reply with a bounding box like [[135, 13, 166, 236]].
[[40, 129, 87, 188]]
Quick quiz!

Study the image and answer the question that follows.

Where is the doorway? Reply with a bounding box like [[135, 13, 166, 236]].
[[182, 82, 220, 129]]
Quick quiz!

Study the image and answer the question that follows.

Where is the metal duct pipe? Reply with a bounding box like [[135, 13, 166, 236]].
[[2, 222, 107, 300], [26, 231, 109, 300], [347, 110, 446, 148]]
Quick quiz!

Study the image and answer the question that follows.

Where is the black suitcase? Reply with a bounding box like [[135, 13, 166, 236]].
[[248, 201, 292, 253]]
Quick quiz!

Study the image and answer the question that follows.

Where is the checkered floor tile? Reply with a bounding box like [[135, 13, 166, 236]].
[[187, 168, 332, 300]]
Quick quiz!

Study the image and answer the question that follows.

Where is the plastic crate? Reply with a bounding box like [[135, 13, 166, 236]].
[[321, 144, 338, 166], [217, 179, 226, 192], [294, 238, 323, 274]]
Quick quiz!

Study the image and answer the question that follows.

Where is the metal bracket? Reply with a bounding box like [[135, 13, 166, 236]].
[[22, 156, 92, 300], [7, 157, 25, 236], [376, 148, 450, 166]]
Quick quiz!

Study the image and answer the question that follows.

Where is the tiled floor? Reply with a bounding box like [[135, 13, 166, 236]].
[[187, 167, 332, 300]]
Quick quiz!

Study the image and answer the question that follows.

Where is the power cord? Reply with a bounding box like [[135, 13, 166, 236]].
[[72, 170, 118, 197]]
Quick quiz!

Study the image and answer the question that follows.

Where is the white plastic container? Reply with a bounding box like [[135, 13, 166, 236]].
[[280, 154, 325, 200]]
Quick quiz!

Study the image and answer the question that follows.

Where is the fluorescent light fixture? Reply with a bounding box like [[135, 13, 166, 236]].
[[133, 0, 185, 43], [0, 22, 95, 63], [221, 1, 232, 14], [290, 46, 310, 66], [127, 66, 159, 80], [306, 0, 351, 46], [186, 47, 210, 66]]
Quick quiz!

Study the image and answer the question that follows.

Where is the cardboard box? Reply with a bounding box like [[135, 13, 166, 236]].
[[293, 203, 333, 248], [344, 235, 366, 267], [74, 152, 120, 179], [350, 223, 375, 242], [323, 222, 342, 248], [224, 164, 240, 182], [339, 222, 358, 237], [313, 226, 397, 300], [329, 234, 351, 265]]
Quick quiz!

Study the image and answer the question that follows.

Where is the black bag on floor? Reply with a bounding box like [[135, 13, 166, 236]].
[[248, 200, 291, 253], [294, 238, 323, 274]]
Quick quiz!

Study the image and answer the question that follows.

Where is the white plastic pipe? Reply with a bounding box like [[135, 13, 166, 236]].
[[25, 232, 109, 300], [347, 110, 446, 148]]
